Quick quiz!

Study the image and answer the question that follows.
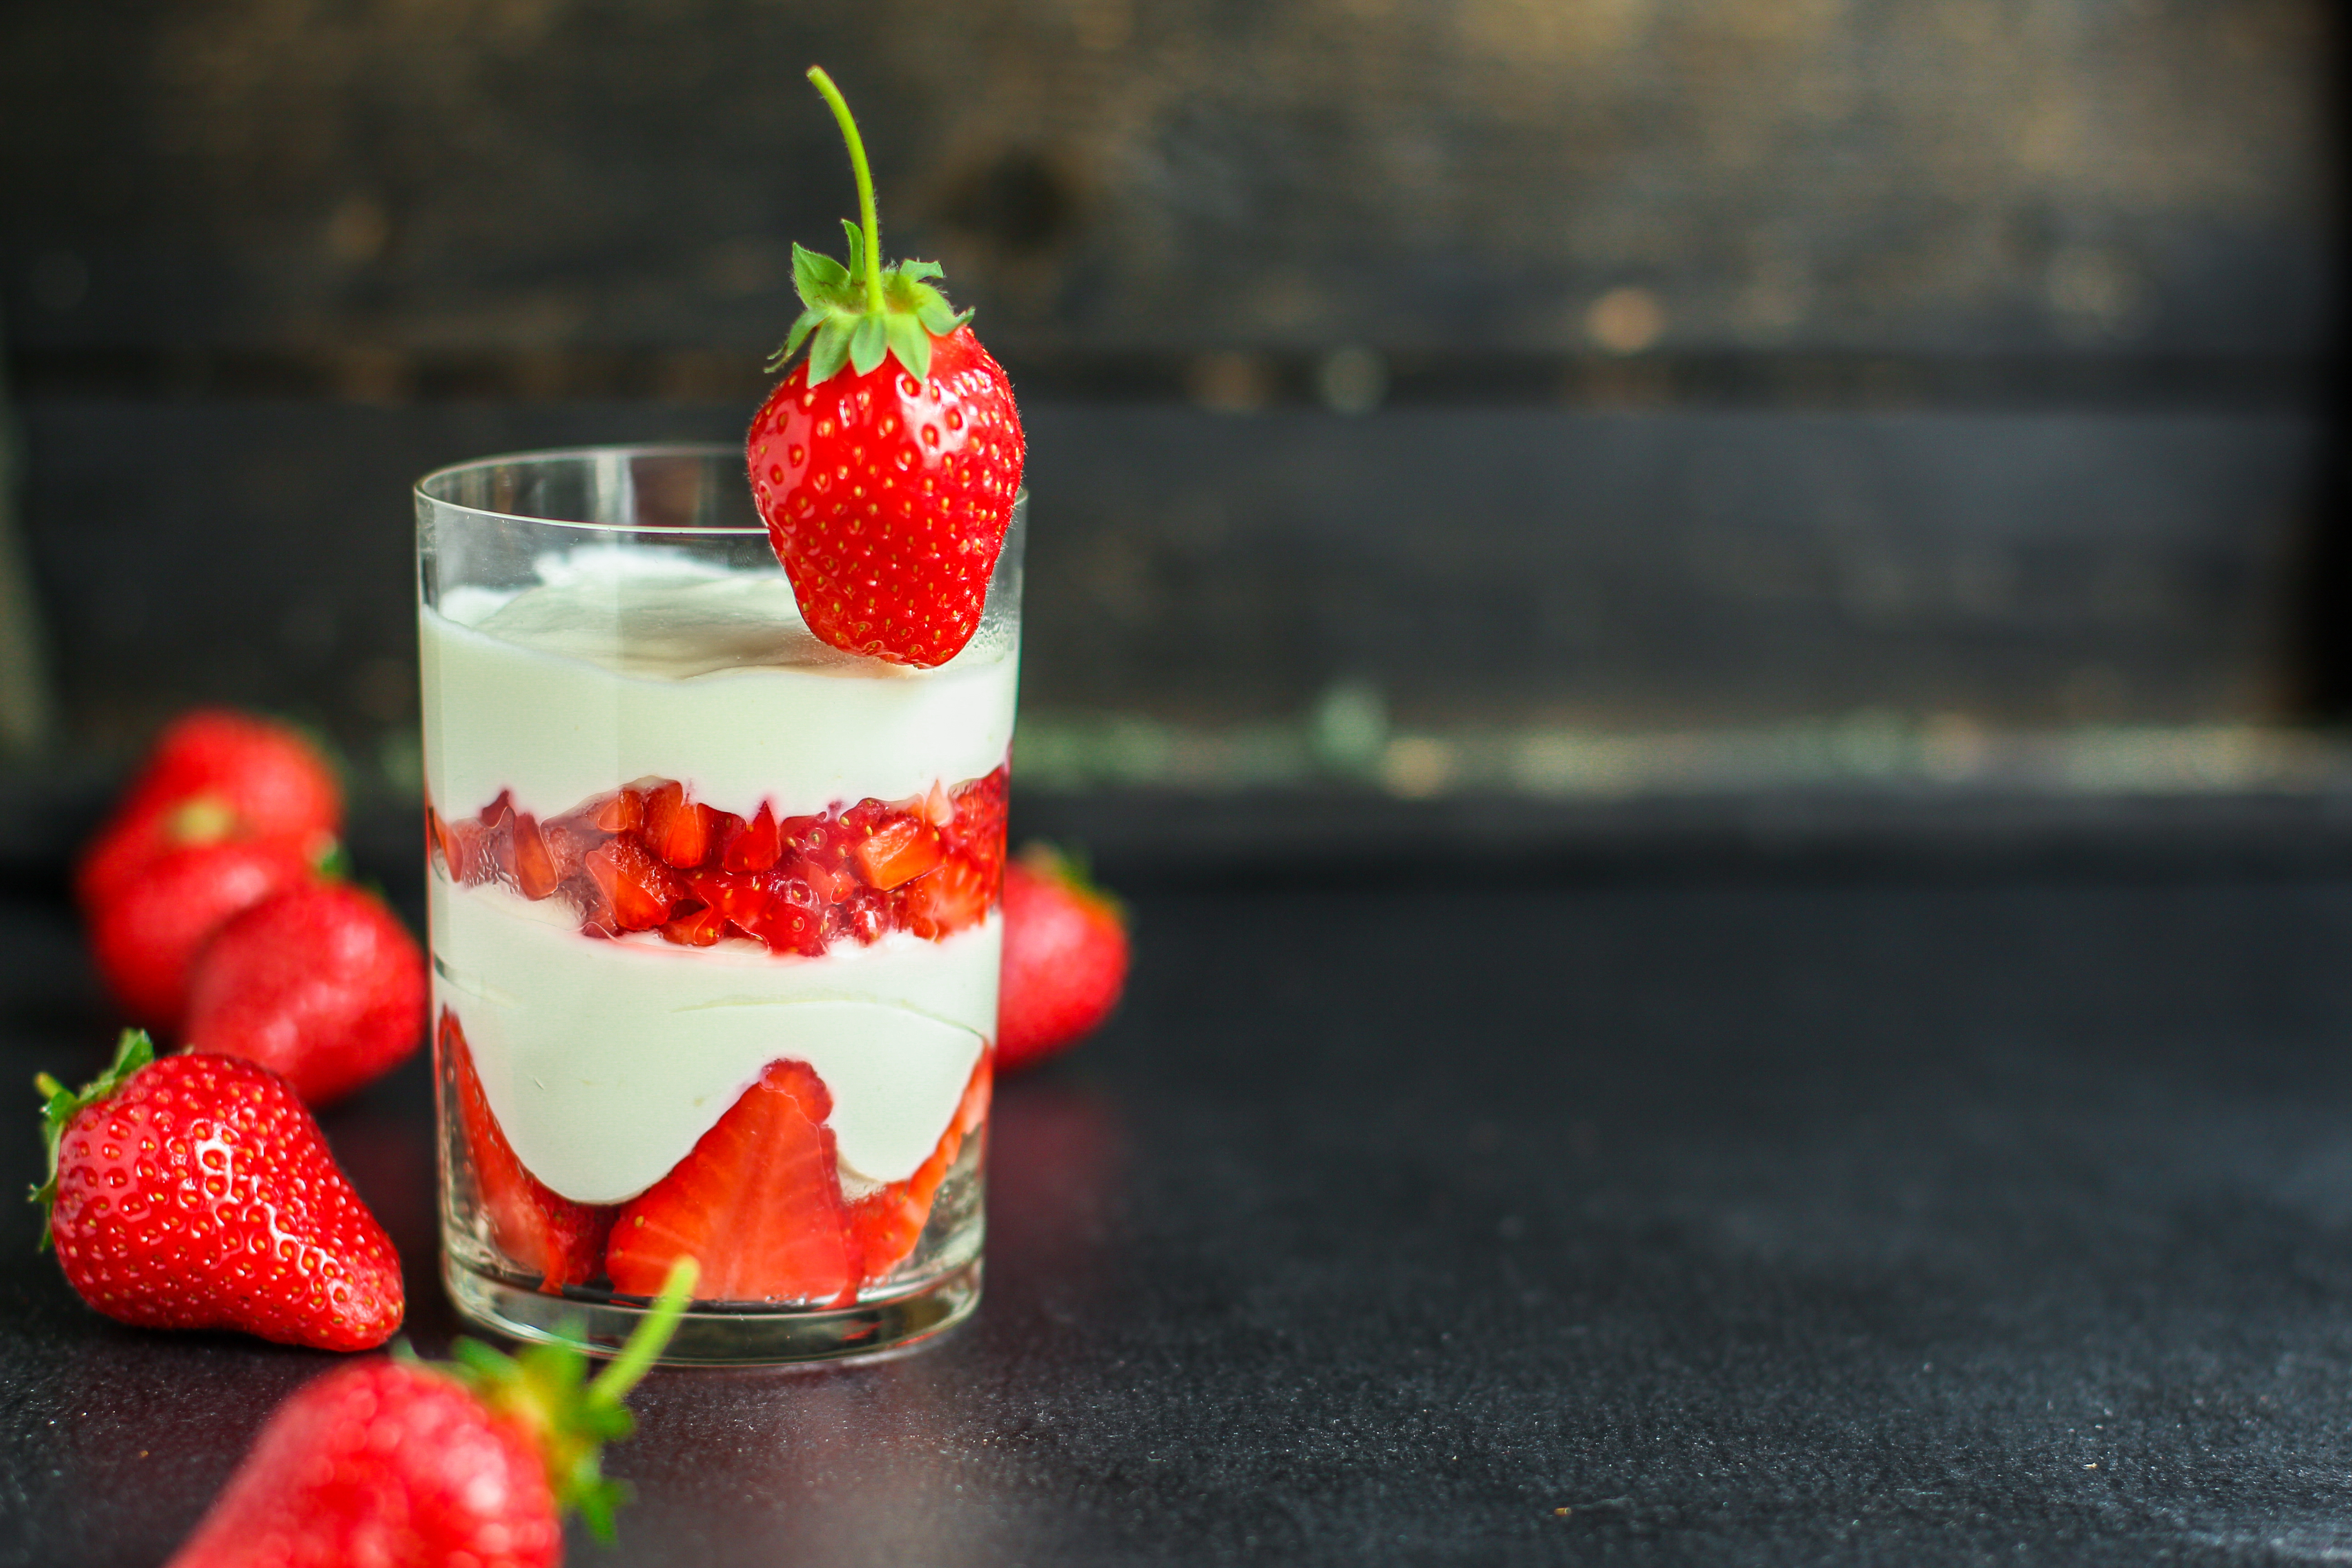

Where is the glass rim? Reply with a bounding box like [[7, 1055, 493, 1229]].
[[416, 441, 1026, 536], [415, 443, 760, 535]]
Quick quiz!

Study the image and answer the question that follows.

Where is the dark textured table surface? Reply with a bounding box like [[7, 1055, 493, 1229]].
[[7, 810, 2352, 1565]]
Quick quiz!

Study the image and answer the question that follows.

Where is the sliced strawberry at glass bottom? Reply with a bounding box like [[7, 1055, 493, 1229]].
[[845, 1050, 994, 1283], [443, 1009, 615, 1293], [605, 1058, 858, 1305]]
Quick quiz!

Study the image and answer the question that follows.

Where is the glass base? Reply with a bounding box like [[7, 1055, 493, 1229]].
[[442, 1253, 982, 1366]]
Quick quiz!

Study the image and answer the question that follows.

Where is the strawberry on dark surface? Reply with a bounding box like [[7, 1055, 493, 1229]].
[[606, 1058, 858, 1305], [442, 1011, 615, 1294], [89, 837, 319, 1029], [746, 67, 1024, 669], [169, 1358, 562, 1568], [76, 709, 341, 912], [165, 1261, 698, 1568], [34, 1031, 404, 1352], [999, 844, 1132, 1073], [183, 881, 428, 1107]]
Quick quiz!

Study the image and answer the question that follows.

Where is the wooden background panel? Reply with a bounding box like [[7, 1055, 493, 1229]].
[[1019, 403, 2315, 726], [0, 0, 2338, 771], [0, 0, 2332, 360], [15, 399, 2312, 762]]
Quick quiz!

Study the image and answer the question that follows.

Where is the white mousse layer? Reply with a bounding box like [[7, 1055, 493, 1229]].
[[432, 878, 995, 1205], [421, 550, 1018, 821]]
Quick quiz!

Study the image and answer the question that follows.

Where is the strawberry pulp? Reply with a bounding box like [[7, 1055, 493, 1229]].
[[427, 764, 1008, 957]]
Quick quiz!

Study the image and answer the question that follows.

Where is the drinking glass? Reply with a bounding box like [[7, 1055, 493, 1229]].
[[416, 445, 1020, 1363]]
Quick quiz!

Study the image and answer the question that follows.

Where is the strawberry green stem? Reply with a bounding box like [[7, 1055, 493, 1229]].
[[807, 67, 884, 314], [589, 1257, 698, 1404]]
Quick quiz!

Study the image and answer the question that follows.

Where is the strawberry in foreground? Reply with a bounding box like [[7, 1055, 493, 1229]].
[[34, 1031, 403, 1350], [444, 1011, 615, 1294], [746, 65, 1024, 669], [185, 881, 428, 1107], [167, 1259, 698, 1568], [89, 836, 323, 1030], [998, 845, 1130, 1073], [77, 709, 342, 913]]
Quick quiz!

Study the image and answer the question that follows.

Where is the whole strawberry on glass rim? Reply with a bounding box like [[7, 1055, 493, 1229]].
[[747, 66, 1024, 669]]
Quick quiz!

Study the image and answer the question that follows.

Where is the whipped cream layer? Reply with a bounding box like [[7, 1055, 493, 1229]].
[[421, 549, 1019, 820], [433, 877, 996, 1205]]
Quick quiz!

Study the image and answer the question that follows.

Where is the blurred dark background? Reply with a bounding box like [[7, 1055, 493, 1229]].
[[0, 0, 2343, 831]]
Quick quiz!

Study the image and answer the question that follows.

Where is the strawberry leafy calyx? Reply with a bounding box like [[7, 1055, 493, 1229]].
[[426, 1257, 698, 1542], [764, 66, 973, 388], [30, 1029, 155, 1236]]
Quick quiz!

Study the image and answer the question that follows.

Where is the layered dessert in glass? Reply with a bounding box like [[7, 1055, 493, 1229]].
[[416, 446, 1019, 1362]]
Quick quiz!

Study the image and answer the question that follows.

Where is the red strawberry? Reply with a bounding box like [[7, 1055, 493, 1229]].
[[640, 780, 720, 869], [34, 1031, 403, 1351], [507, 809, 564, 899], [746, 67, 1023, 669], [589, 789, 643, 835], [89, 837, 318, 1029], [748, 877, 830, 958], [720, 801, 784, 872], [606, 1059, 857, 1305], [685, 870, 774, 940], [845, 1052, 992, 1281], [443, 1011, 615, 1293], [851, 813, 945, 890], [183, 882, 427, 1107], [77, 709, 340, 912], [165, 1261, 698, 1568], [583, 837, 686, 933], [902, 856, 993, 940], [999, 845, 1130, 1073], [942, 764, 1010, 886], [659, 902, 726, 948]]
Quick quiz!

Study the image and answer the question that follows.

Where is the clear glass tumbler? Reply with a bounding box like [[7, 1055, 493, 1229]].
[[415, 445, 1020, 1363]]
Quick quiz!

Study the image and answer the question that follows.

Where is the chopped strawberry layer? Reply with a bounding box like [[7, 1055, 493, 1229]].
[[442, 1009, 615, 1293], [606, 1059, 859, 1304], [429, 763, 1010, 959]]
